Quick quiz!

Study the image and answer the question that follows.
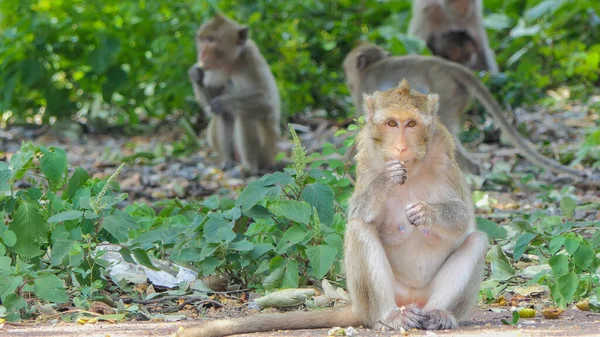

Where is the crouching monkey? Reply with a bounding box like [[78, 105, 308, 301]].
[[188, 14, 280, 174], [176, 80, 489, 337]]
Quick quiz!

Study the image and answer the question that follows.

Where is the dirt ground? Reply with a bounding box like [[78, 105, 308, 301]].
[[4, 308, 600, 337]]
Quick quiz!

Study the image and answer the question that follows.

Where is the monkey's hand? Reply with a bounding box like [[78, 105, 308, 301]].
[[209, 97, 228, 116], [188, 65, 204, 85], [386, 160, 407, 186], [405, 201, 432, 227]]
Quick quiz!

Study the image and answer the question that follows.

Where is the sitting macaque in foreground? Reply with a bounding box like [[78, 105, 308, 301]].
[[188, 14, 280, 175], [409, 0, 499, 73], [176, 80, 489, 337], [343, 42, 596, 182]]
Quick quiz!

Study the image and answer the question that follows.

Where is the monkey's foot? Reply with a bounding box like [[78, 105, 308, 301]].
[[380, 304, 426, 330], [422, 309, 458, 330]]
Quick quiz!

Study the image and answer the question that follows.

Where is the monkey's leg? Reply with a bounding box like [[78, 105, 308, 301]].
[[345, 221, 425, 330], [206, 116, 235, 170], [233, 117, 262, 175], [422, 231, 488, 329]]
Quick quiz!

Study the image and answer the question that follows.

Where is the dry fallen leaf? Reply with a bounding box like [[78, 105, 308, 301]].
[[541, 307, 565, 319], [575, 300, 590, 311]]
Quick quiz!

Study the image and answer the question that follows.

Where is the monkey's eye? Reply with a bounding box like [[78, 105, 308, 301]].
[[387, 120, 398, 127], [405, 120, 417, 128]]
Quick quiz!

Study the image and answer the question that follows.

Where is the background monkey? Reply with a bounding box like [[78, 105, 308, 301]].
[[176, 80, 488, 337], [409, 0, 499, 73], [427, 30, 479, 68], [188, 14, 280, 175], [343, 43, 597, 182]]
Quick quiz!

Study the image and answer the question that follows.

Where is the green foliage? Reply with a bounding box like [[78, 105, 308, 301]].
[[0, 123, 354, 320]]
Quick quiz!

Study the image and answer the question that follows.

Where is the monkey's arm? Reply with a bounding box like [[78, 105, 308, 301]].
[[211, 92, 274, 119], [188, 65, 224, 117], [406, 198, 470, 238], [348, 160, 407, 223]]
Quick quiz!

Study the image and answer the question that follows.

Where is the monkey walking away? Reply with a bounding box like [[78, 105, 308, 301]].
[[176, 80, 489, 337], [409, 0, 499, 73], [343, 43, 598, 183], [188, 14, 280, 175]]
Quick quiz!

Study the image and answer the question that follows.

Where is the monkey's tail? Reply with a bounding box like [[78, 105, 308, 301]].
[[176, 307, 360, 337], [446, 61, 596, 183]]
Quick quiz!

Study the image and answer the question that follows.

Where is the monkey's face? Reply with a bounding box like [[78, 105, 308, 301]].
[[196, 16, 248, 69], [373, 110, 430, 163]]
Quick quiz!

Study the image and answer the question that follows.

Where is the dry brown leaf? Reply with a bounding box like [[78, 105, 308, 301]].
[[541, 307, 565, 319]]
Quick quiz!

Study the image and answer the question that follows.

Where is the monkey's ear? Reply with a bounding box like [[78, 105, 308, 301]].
[[357, 54, 369, 71], [427, 94, 439, 115], [362, 93, 376, 121], [237, 27, 249, 45]]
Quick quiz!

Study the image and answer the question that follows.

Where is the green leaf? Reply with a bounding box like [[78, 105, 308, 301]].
[[564, 234, 580, 255], [282, 259, 299, 289], [102, 66, 128, 102], [203, 216, 236, 243], [0, 275, 22, 302], [306, 245, 337, 279], [3, 293, 26, 321], [263, 266, 285, 291], [8, 201, 48, 258], [549, 235, 566, 255], [558, 272, 579, 304], [559, 196, 576, 218], [486, 245, 515, 281], [48, 210, 83, 223], [513, 233, 537, 261], [236, 180, 269, 211], [276, 225, 307, 254], [301, 183, 334, 226], [230, 240, 254, 252], [0, 256, 10, 269], [101, 211, 138, 242], [476, 217, 507, 240], [549, 254, 569, 277], [34, 275, 68, 303], [132, 248, 158, 270], [51, 237, 75, 266], [40, 147, 67, 185], [250, 243, 274, 259], [118, 247, 136, 264], [0, 162, 10, 192], [268, 200, 312, 225], [20, 59, 44, 86], [63, 167, 89, 200], [0, 230, 17, 247], [9, 148, 35, 181], [261, 172, 294, 187], [501, 311, 520, 325], [573, 242, 595, 270]]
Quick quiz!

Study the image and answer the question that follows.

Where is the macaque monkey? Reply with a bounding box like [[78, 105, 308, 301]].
[[427, 30, 479, 68], [409, 0, 499, 73], [188, 14, 280, 175], [176, 81, 488, 337], [343, 43, 597, 182]]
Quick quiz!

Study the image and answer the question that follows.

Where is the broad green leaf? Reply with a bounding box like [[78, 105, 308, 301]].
[[203, 217, 235, 243], [573, 242, 595, 270], [0, 275, 22, 302], [0, 256, 10, 270], [63, 167, 89, 200], [524, 0, 567, 21], [51, 237, 75, 266], [3, 293, 26, 321], [558, 272, 579, 304], [282, 259, 299, 289], [0, 162, 10, 192], [261, 172, 294, 187], [118, 247, 136, 264], [236, 180, 269, 211], [132, 248, 158, 270], [476, 217, 507, 240], [564, 234, 580, 255], [40, 147, 67, 185], [8, 149, 35, 181], [8, 201, 48, 258], [101, 212, 138, 242], [301, 183, 334, 226], [47, 210, 83, 223], [268, 200, 312, 225], [0, 243, 5, 257], [230, 240, 254, 252], [306, 245, 337, 279], [20, 59, 44, 86], [549, 254, 569, 277], [263, 266, 285, 291], [276, 225, 307, 254], [513, 233, 537, 261], [250, 243, 274, 259], [486, 245, 515, 281], [549, 235, 566, 255], [200, 257, 223, 276], [34, 275, 68, 303], [559, 196, 576, 218], [102, 66, 128, 102], [484, 13, 513, 31], [0, 230, 17, 247]]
